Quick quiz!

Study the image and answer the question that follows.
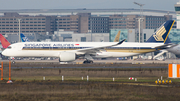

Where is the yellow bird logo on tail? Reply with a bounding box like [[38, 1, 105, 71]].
[[153, 26, 166, 41]]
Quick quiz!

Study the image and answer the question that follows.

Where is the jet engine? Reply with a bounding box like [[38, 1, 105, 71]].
[[59, 52, 76, 62], [175, 54, 180, 58]]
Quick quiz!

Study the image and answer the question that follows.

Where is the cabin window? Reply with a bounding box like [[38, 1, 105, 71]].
[[7, 46, 11, 49]]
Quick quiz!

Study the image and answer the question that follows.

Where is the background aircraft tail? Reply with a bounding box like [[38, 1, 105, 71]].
[[114, 31, 121, 42], [0, 34, 11, 48], [146, 20, 175, 43], [20, 33, 30, 42]]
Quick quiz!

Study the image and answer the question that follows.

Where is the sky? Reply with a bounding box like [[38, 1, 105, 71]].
[[0, 0, 179, 11]]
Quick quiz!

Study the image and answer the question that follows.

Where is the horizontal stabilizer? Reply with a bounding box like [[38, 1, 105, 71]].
[[153, 43, 177, 49]]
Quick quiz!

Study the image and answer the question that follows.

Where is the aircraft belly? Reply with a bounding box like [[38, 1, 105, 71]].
[[95, 52, 138, 58], [12, 50, 59, 57], [109, 52, 138, 57]]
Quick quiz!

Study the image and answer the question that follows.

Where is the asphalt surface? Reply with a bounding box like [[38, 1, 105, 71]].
[[1, 59, 180, 64]]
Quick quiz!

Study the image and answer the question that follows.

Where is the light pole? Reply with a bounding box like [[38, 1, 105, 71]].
[[136, 18, 144, 43], [90, 18, 92, 42], [134, 2, 145, 43], [56, 21, 59, 31], [17, 18, 22, 42]]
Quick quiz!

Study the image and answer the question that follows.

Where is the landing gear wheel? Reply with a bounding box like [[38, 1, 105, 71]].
[[83, 60, 89, 64], [83, 60, 93, 64], [12, 61, 15, 64]]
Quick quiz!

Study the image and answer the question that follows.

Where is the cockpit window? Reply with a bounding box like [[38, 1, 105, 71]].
[[7, 46, 11, 49]]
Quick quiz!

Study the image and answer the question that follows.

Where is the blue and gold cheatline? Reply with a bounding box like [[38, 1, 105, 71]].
[[146, 20, 175, 43], [22, 45, 156, 53]]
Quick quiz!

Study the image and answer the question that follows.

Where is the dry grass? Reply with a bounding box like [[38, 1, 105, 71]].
[[0, 80, 180, 101], [0, 67, 180, 101], [1, 68, 169, 81]]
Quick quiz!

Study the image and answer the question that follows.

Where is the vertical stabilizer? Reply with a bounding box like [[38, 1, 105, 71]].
[[20, 33, 30, 42], [146, 20, 175, 43], [114, 31, 121, 42], [0, 34, 11, 48]]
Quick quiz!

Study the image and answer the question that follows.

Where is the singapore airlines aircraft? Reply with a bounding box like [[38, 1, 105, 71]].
[[167, 45, 180, 58], [2, 20, 175, 63], [153, 43, 180, 59]]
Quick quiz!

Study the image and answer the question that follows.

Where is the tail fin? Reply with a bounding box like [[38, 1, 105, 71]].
[[20, 33, 30, 42], [0, 34, 11, 48], [146, 20, 175, 43], [114, 31, 121, 42]]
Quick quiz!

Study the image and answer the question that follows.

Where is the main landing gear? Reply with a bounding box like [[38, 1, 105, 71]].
[[83, 60, 93, 64], [12, 60, 15, 64]]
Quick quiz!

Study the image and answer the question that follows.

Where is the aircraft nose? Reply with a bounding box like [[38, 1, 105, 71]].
[[2, 50, 7, 56]]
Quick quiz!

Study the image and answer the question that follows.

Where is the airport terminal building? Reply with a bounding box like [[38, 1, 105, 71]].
[[0, 8, 178, 44], [0, 11, 174, 43], [0, 9, 174, 35]]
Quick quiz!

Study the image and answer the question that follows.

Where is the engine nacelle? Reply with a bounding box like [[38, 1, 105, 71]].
[[175, 54, 180, 58], [59, 52, 76, 62]]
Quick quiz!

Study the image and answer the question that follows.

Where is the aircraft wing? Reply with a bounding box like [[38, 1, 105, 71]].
[[76, 39, 126, 54]]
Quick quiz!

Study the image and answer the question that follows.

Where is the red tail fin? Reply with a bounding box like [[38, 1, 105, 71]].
[[0, 34, 11, 48]]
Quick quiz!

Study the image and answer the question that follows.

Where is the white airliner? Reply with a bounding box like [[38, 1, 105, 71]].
[[167, 45, 180, 58], [0, 34, 11, 54], [2, 20, 175, 63], [153, 44, 180, 59]]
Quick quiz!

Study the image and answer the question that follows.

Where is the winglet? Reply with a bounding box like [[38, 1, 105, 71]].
[[117, 39, 126, 45], [110, 39, 126, 47], [0, 34, 11, 48]]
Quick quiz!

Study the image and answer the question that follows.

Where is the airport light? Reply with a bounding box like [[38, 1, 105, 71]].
[[133, 2, 145, 17]]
